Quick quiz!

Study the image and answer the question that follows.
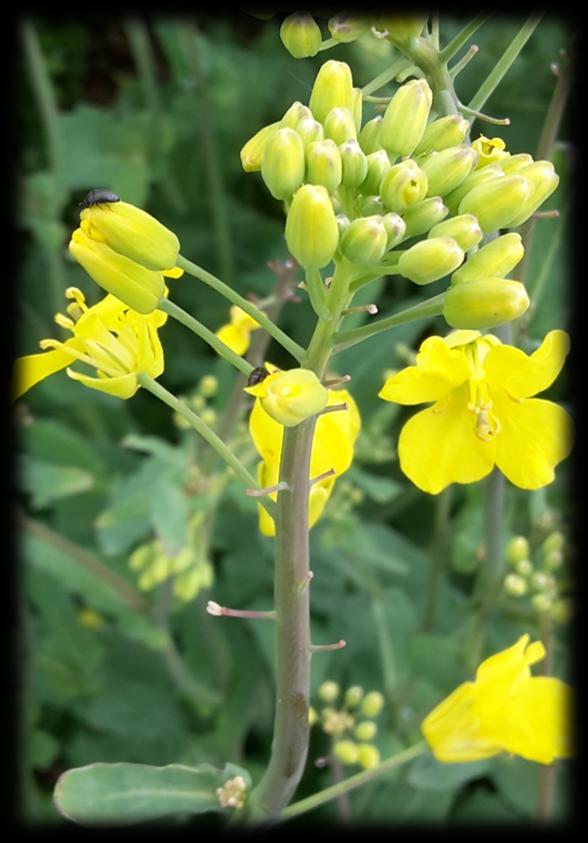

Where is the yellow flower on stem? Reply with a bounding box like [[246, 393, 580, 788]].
[[422, 634, 572, 764], [472, 134, 508, 169], [245, 365, 329, 427], [13, 288, 165, 401], [378, 329, 572, 494], [215, 305, 261, 356]]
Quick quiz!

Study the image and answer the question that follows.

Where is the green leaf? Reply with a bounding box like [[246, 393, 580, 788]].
[[149, 477, 189, 556], [350, 467, 403, 503], [19, 455, 94, 509], [407, 752, 491, 792], [54, 761, 251, 824]]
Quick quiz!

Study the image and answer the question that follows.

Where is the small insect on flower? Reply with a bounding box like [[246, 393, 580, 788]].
[[247, 366, 270, 387], [79, 188, 120, 209]]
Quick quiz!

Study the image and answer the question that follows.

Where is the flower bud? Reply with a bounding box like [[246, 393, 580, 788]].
[[443, 278, 529, 329], [399, 237, 464, 285], [306, 139, 342, 193], [543, 549, 563, 572], [507, 160, 559, 226], [80, 201, 179, 271], [69, 228, 164, 314], [358, 116, 383, 154], [352, 87, 363, 132], [531, 593, 552, 613], [333, 740, 360, 765], [328, 13, 369, 43], [359, 195, 384, 216], [551, 598, 572, 625], [443, 164, 504, 215], [451, 232, 524, 285], [499, 153, 534, 174], [472, 135, 508, 169], [355, 721, 377, 741], [339, 216, 388, 264], [296, 115, 324, 148], [344, 685, 364, 707], [357, 743, 381, 770], [280, 100, 313, 129], [285, 184, 339, 268], [199, 374, 218, 397], [378, 14, 428, 45], [458, 174, 532, 232], [421, 145, 479, 197], [261, 127, 305, 200], [240, 121, 280, 172], [319, 680, 341, 702], [361, 691, 384, 717], [504, 573, 528, 597], [382, 212, 406, 247], [414, 114, 470, 155], [336, 213, 351, 236], [308, 706, 318, 726], [543, 531, 565, 555], [360, 150, 392, 196], [280, 13, 322, 58], [401, 197, 448, 238], [324, 106, 357, 145], [339, 139, 368, 187], [244, 367, 328, 427], [428, 214, 482, 251], [380, 79, 433, 158], [531, 571, 552, 592], [309, 60, 354, 124], [380, 159, 428, 212], [507, 536, 530, 565], [515, 558, 533, 577]]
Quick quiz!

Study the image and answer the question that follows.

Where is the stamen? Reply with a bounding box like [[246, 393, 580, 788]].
[[54, 313, 75, 331]]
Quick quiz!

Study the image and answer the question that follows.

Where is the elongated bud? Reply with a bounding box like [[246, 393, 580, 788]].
[[380, 159, 428, 212], [543, 531, 565, 555], [444, 164, 503, 215], [333, 740, 359, 765], [358, 116, 383, 154], [360, 150, 392, 196], [285, 184, 339, 268], [240, 121, 280, 172], [261, 127, 305, 200], [309, 60, 354, 124], [296, 115, 324, 148], [339, 215, 388, 264], [428, 214, 483, 251], [380, 79, 433, 158], [324, 106, 357, 145], [305, 139, 342, 193], [443, 277, 529, 329], [452, 232, 524, 284], [339, 139, 368, 187], [499, 153, 534, 174], [382, 212, 406, 247], [361, 690, 384, 717], [507, 536, 530, 564], [507, 160, 559, 226], [458, 174, 532, 232], [359, 195, 384, 216], [414, 114, 470, 155], [244, 367, 328, 427], [401, 197, 448, 238], [280, 13, 322, 58], [352, 87, 363, 132], [378, 14, 428, 45], [328, 13, 369, 42], [472, 135, 508, 169], [421, 145, 479, 197], [398, 237, 464, 285], [281, 101, 312, 129]]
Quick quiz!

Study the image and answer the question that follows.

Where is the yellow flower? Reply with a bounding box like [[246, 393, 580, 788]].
[[14, 288, 165, 401], [245, 365, 329, 427], [379, 330, 572, 494], [472, 134, 508, 169], [422, 635, 572, 764], [215, 306, 261, 356]]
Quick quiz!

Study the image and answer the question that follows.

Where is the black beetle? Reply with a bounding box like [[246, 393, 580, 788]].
[[79, 189, 120, 209], [247, 366, 270, 387]]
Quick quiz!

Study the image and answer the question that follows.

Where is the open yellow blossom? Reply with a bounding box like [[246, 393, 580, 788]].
[[13, 288, 165, 401], [379, 330, 572, 494], [422, 635, 572, 764], [215, 306, 261, 356], [472, 135, 508, 169], [245, 366, 329, 427]]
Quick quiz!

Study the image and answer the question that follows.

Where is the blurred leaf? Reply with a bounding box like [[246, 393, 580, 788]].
[[28, 729, 60, 770], [407, 753, 491, 792], [350, 467, 402, 504], [451, 485, 484, 575], [19, 455, 94, 508], [149, 476, 189, 556], [20, 417, 107, 475]]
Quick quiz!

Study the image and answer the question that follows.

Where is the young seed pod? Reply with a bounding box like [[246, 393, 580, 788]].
[[324, 106, 357, 145], [401, 196, 448, 238], [309, 60, 355, 124], [339, 215, 389, 264], [507, 160, 559, 226], [281, 101, 313, 129], [328, 13, 369, 43], [240, 121, 281, 173], [382, 212, 406, 247], [339, 139, 368, 188], [398, 237, 464, 285], [285, 184, 339, 268], [280, 13, 322, 58], [296, 115, 324, 148], [458, 174, 532, 233], [305, 139, 343, 194], [451, 232, 524, 284], [443, 164, 504, 215], [358, 116, 383, 154], [443, 277, 530, 329], [360, 150, 392, 196], [380, 159, 428, 212], [413, 114, 470, 155], [380, 79, 433, 158], [261, 127, 305, 200], [421, 145, 479, 197], [428, 214, 483, 251]]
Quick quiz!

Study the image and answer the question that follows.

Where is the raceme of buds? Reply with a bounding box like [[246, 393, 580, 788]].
[[244, 367, 328, 427], [339, 216, 388, 264], [401, 197, 448, 238], [398, 237, 464, 285], [305, 139, 343, 193], [380, 79, 433, 158], [261, 127, 305, 200], [309, 60, 354, 124], [280, 13, 322, 58], [296, 115, 324, 148], [421, 145, 479, 197], [285, 184, 339, 268], [458, 174, 532, 232], [339, 140, 368, 188], [443, 278, 530, 329], [452, 233, 524, 285], [508, 160, 559, 226], [361, 150, 392, 196], [328, 13, 369, 43], [414, 114, 470, 155], [240, 121, 280, 172], [428, 214, 483, 251], [358, 116, 383, 154], [324, 107, 357, 145], [380, 159, 429, 212]]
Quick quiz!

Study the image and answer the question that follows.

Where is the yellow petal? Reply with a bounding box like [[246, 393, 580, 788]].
[[485, 329, 570, 399], [493, 396, 573, 489], [250, 398, 284, 462], [66, 368, 139, 399], [379, 337, 469, 405], [498, 676, 573, 763], [216, 323, 250, 356], [398, 383, 495, 494], [422, 682, 501, 762], [229, 305, 261, 332], [163, 265, 184, 278], [257, 460, 279, 537], [13, 347, 74, 400]]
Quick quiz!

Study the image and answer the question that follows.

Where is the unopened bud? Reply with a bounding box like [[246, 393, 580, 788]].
[[319, 680, 340, 703], [531, 593, 552, 613], [443, 278, 529, 329], [296, 115, 324, 148], [352, 87, 363, 132], [380, 79, 433, 158], [360, 150, 392, 196], [531, 571, 552, 592], [401, 197, 448, 238], [339, 216, 388, 264], [328, 13, 369, 43], [245, 367, 328, 427], [199, 374, 218, 397], [515, 558, 533, 577], [280, 13, 322, 58], [499, 153, 534, 174], [544, 549, 563, 571], [281, 101, 313, 129], [551, 598, 572, 625], [504, 573, 528, 597], [421, 145, 479, 197], [309, 60, 354, 124], [428, 214, 482, 251], [360, 195, 384, 216], [414, 114, 470, 155], [358, 116, 383, 154], [543, 531, 565, 555], [240, 121, 280, 173], [344, 685, 364, 707], [507, 535, 530, 564], [285, 184, 339, 268], [507, 160, 559, 226], [361, 691, 385, 717], [336, 213, 351, 236], [216, 776, 247, 810], [333, 740, 360, 765], [261, 127, 305, 200], [452, 233, 524, 285], [380, 159, 428, 212], [323, 108, 356, 148], [399, 237, 464, 285], [458, 174, 532, 233], [382, 212, 406, 247], [355, 721, 377, 741], [378, 14, 428, 46], [357, 743, 381, 770], [308, 706, 318, 726], [306, 139, 342, 193], [472, 135, 508, 169], [339, 139, 368, 187], [444, 164, 504, 215]]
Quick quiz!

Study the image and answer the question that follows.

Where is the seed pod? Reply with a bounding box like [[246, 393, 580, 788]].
[[309, 60, 354, 124], [428, 214, 482, 251], [380, 159, 428, 212], [451, 232, 524, 284], [328, 13, 369, 43], [324, 106, 357, 145], [305, 139, 342, 193], [380, 79, 433, 158], [360, 150, 392, 196], [458, 174, 532, 232], [398, 237, 464, 285], [414, 114, 470, 155], [507, 160, 559, 226], [358, 116, 383, 154], [261, 127, 305, 200], [281, 101, 313, 129], [280, 13, 322, 58], [401, 197, 448, 238], [240, 121, 280, 172], [421, 145, 479, 197], [443, 277, 530, 329], [339, 139, 368, 187], [295, 115, 324, 148], [339, 215, 388, 264], [285, 184, 339, 268]]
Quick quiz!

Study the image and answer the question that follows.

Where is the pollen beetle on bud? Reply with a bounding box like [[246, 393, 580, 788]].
[[79, 189, 120, 209], [247, 366, 270, 387]]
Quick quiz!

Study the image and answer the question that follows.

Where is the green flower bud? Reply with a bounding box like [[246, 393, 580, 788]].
[[339, 216, 388, 264], [261, 127, 305, 200], [515, 558, 533, 577], [380, 159, 428, 212], [421, 145, 479, 197], [531, 593, 552, 613], [333, 740, 360, 765], [507, 160, 559, 226], [382, 212, 406, 247], [360, 195, 384, 216], [344, 685, 364, 707], [357, 743, 381, 770], [352, 87, 363, 133], [319, 680, 341, 703], [504, 573, 528, 597], [199, 374, 218, 397], [309, 60, 354, 124], [296, 115, 324, 148], [380, 79, 433, 158], [358, 116, 383, 154], [506, 535, 530, 565], [458, 174, 532, 233], [551, 598, 572, 625], [531, 571, 552, 592], [361, 691, 385, 718], [542, 531, 565, 555], [355, 721, 377, 741], [324, 106, 357, 145], [240, 121, 280, 173], [280, 13, 322, 58], [336, 213, 351, 236], [281, 101, 313, 129], [305, 139, 342, 193], [500, 152, 534, 174], [339, 139, 368, 188], [443, 278, 529, 329], [401, 197, 448, 238], [451, 233, 524, 285], [360, 150, 392, 196], [399, 237, 464, 285], [245, 367, 328, 427], [414, 114, 470, 155], [428, 214, 482, 251], [308, 706, 318, 726], [443, 164, 503, 215], [328, 13, 369, 43], [378, 14, 428, 45], [285, 184, 339, 268], [543, 549, 563, 571]]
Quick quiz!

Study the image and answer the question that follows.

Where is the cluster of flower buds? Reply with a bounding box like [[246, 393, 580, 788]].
[[503, 530, 571, 623], [174, 375, 219, 431]]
